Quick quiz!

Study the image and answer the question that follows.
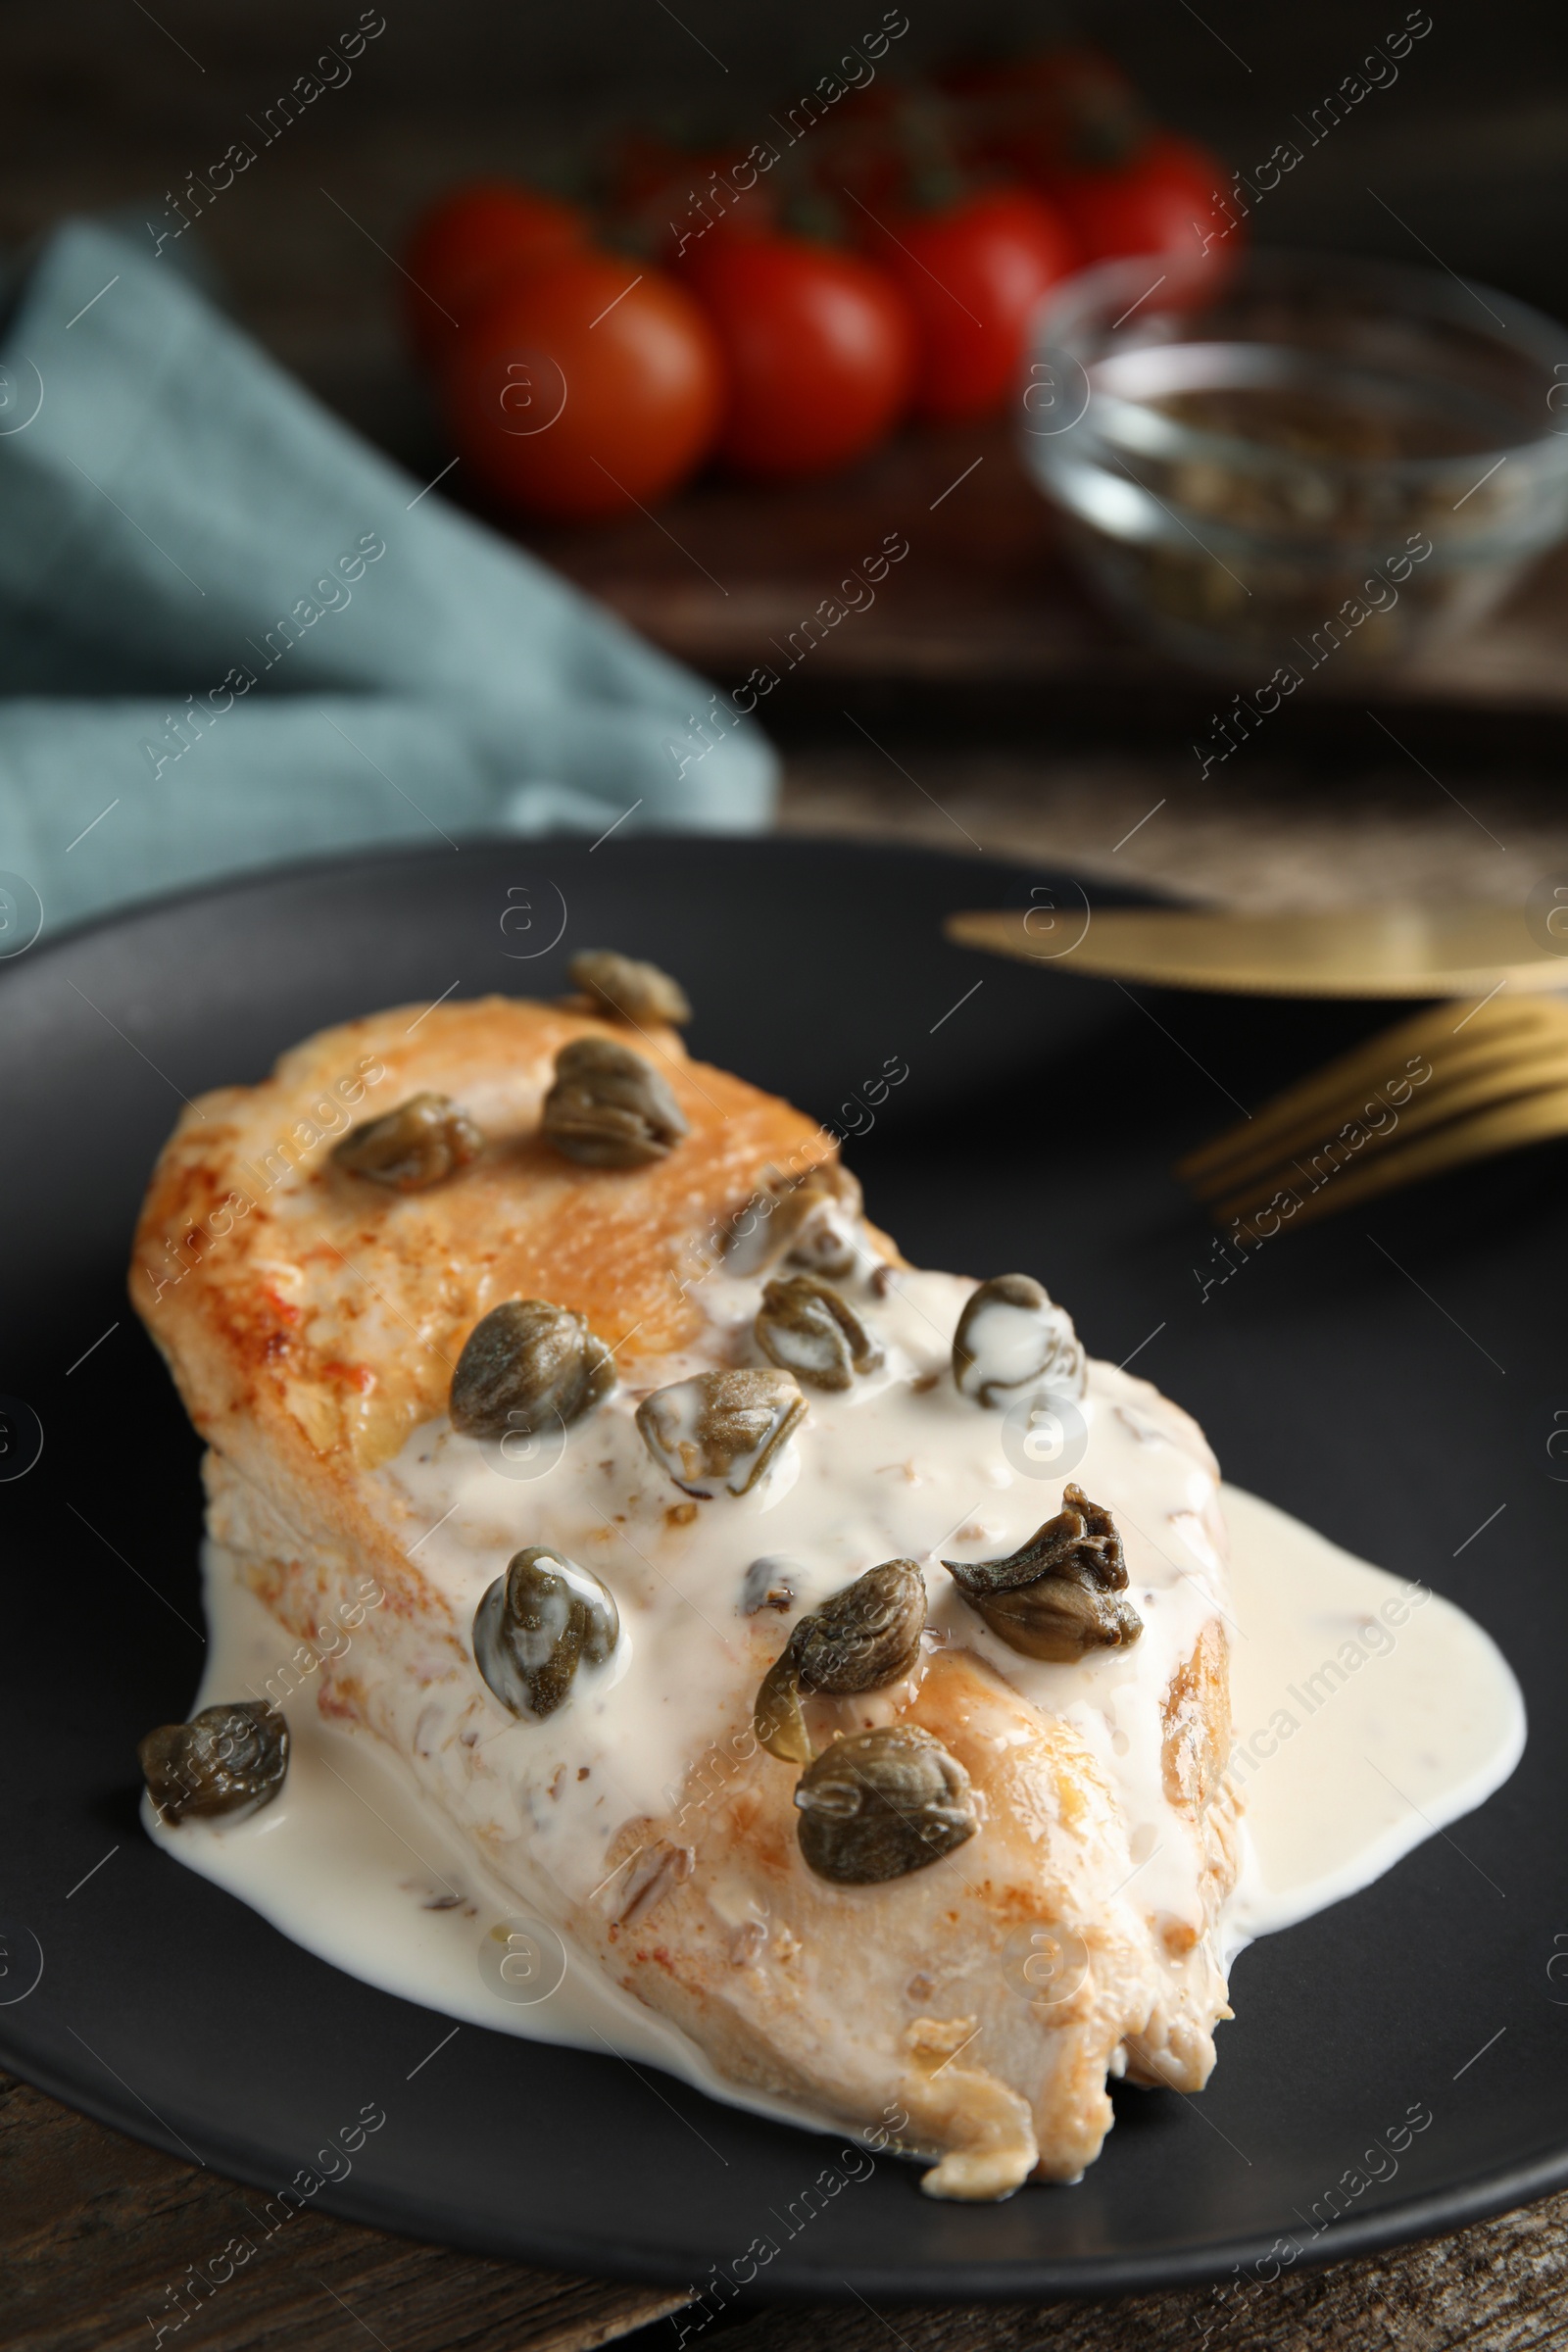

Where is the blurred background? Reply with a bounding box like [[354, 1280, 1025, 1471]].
[[8, 0, 1568, 906], [18, 0, 1563, 430], [8, 16, 1568, 2334]]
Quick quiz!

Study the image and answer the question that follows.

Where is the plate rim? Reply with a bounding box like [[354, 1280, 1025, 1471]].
[[0, 825, 1170, 986], [8, 2036, 1566, 2302], [0, 831, 1550, 2302]]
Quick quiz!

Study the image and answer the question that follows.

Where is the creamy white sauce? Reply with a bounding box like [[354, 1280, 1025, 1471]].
[[336, 1268, 1235, 1938], [1222, 1486, 1524, 1941], [146, 1257, 1526, 2150], [144, 1559, 831, 2138]]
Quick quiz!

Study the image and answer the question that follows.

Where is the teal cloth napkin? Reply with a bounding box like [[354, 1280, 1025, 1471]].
[[0, 221, 775, 935]]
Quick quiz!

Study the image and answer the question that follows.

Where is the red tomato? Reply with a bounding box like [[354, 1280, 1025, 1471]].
[[813, 84, 914, 217], [659, 150, 777, 263], [866, 188, 1076, 424], [403, 181, 589, 368], [443, 254, 724, 523], [941, 46, 1142, 184], [1052, 132, 1232, 269], [607, 131, 776, 264], [682, 234, 913, 480]]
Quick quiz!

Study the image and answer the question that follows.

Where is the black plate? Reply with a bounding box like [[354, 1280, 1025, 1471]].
[[0, 836, 1560, 2302]]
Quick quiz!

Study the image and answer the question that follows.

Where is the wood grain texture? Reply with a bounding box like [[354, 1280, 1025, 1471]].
[[4, 9, 1567, 745], [775, 740, 1568, 916], [709, 2183, 1568, 2352], [0, 2070, 687, 2352], [1, 9, 1564, 2341], [11, 2047, 1568, 2352], [522, 417, 1568, 732], [7, 746, 1562, 2347], [6, 755, 1565, 2352]]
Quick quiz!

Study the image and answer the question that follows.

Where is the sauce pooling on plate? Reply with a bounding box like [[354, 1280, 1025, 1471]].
[[147, 1268, 1525, 2147]]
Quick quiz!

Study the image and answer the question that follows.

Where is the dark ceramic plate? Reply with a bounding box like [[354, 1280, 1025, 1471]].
[[0, 837, 1559, 2302]]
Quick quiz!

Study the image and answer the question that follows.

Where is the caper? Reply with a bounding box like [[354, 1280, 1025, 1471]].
[[635, 1368, 806, 1498], [472, 1546, 619, 1719], [568, 949, 691, 1027], [953, 1273, 1086, 1407], [541, 1037, 690, 1168], [450, 1298, 615, 1440], [795, 1725, 977, 1884], [756, 1275, 883, 1392], [724, 1163, 862, 1278], [801, 1561, 927, 1689], [138, 1701, 289, 1826], [755, 1560, 927, 1762], [333, 1092, 483, 1190], [966, 1570, 1143, 1663], [785, 1201, 860, 1280], [754, 1651, 814, 1764], [943, 1483, 1142, 1663], [740, 1555, 799, 1615]]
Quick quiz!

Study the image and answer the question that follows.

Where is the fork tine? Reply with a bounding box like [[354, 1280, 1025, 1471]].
[[1221, 1080, 1568, 1231], [1175, 992, 1568, 1188], [1176, 991, 1563, 1183], [1208, 1040, 1568, 1223], [1195, 1025, 1568, 1213]]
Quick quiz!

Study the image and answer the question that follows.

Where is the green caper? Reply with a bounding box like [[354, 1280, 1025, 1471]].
[[724, 1163, 862, 1278], [139, 1701, 289, 1826], [943, 1483, 1142, 1663], [754, 1651, 814, 1765], [569, 950, 691, 1027], [970, 1571, 1143, 1662], [952, 1274, 1086, 1407], [450, 1298, 615, 1440], [635, 1368, 806, 1498], [472, 1546, 619, 1719], [333, 1092, 483, 1190], [740, 1555, 798, 1615], [755, 1275, 883, 1392], [541, 1037, 690, 1168], [755, 1561, 927, 1763], [795, 1725, 977, 1884]]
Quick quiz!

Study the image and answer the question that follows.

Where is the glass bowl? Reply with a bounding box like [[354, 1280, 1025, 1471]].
[[1021, 246, 1568, 676]]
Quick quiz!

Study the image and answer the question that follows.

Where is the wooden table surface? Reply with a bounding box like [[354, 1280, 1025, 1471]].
[[8, 8, 1568, 2328], [11, 2043, 1568, 2352], [522, 415, 1568, 748], [9, 751, 1568, 2352], [12, 433, 1568, 2352]]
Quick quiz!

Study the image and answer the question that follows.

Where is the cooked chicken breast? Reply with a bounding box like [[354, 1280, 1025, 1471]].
[[132, 993, 1240, 2198]]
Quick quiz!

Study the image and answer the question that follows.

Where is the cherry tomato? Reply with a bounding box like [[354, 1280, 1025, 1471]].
[[814, 84, 914, 218], [403, 181, 589, 368], [443, 254, 724, 522], [1052, 132, 1232, 270], [864, 188, 1076, 424], [682, 233, 913, 480], [612, 134, 777, 264], [941, 45, 1142, 184]]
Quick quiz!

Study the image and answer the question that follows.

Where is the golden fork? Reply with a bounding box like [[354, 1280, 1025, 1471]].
[[1178, 991, 1568, 1231]]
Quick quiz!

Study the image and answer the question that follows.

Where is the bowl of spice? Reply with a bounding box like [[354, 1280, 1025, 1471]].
[[1022, 246, 1568, 675]]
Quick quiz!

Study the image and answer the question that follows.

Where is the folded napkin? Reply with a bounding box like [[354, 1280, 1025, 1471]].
[[0, 221, 775, 936]]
